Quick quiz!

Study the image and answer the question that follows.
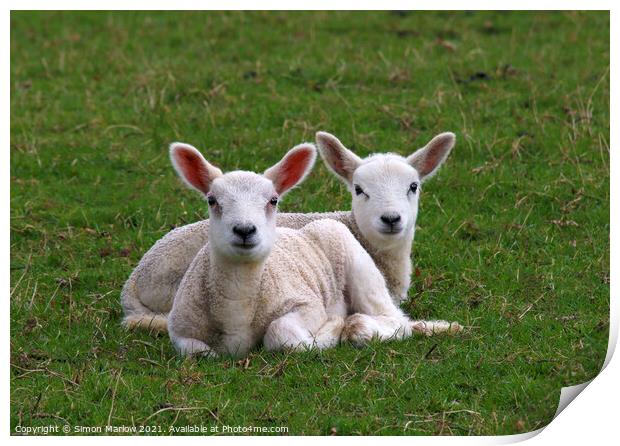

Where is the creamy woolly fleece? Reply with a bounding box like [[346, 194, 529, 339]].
[[121, 211, 410, 332], [167, 220, 351, 356], [274, 211, 410, 301]]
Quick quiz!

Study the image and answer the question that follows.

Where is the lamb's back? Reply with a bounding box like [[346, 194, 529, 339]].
[[276, 211, 353, 230]]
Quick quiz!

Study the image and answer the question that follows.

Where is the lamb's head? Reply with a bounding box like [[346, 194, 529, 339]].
[[170, 142, 316, 262], [316, 131, 455, 251]]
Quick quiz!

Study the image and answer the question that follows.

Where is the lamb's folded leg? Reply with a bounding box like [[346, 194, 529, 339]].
[[171, 336, 217, 358], [342, 313, 409, 346], [342, 314, 462, 346], [411, 320, 463, 336], [340, 230, 460, 345], [342, 232, 414, 329], [312, 315, 345, 349], [263, 312, 314, 352], [122, 313, 169, 333], [263, 307, 342, 352], [167, 244, 215, 358]]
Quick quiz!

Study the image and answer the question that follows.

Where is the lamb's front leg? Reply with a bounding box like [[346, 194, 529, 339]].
[[341, 234, 461, 345], [168, 296, 217, 357], [343, 237, 416, 334], [411, 320, 463, 337], [342, 313, 410, 346], [167, 246, 218, 358], [263, 307, 344, 352], [171, 336, 217, 357], [168, 307, 217, 358], [342, 314, 462, 346]]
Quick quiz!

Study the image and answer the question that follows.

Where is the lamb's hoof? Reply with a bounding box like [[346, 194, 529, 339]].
[[447, 322, 463, 334], [341, 314, 374, 347]]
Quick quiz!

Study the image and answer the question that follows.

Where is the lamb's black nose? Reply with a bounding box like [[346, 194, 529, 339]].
[[233, 224, 257, 239], [380, 213, 401, 225]]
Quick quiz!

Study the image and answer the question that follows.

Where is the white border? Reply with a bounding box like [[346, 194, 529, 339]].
[[4, 2, 616, 444]]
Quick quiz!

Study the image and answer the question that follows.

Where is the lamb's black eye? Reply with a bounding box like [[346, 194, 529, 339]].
[[270, 196, 278, 206], [207, 195, 217, 206], [409, 182, 418, 194], [354, 185, 364, 196]]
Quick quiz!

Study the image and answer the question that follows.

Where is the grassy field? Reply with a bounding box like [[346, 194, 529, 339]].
[[10, 11, 609, 435]]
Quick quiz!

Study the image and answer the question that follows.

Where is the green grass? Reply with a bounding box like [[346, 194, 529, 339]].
[[10, 11, 609, 435]]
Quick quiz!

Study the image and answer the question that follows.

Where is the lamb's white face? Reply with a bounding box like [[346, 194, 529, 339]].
[[351, 155, 421, 250], [170, 141, 316, 263], [316, 131, 455, 252], [207, 172, 278, 262]]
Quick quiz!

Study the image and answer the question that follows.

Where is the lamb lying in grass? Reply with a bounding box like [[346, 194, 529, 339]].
[[163, 142, 459, 356], [121, 132, 455, 332]]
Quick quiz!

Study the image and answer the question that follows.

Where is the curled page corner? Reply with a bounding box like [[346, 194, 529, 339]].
[[490, 381, 594, 445], [493, 427, 544, 444], [553, 380, 592, 419], [545, 306, 617, 433], [495, 320, 616, 444]]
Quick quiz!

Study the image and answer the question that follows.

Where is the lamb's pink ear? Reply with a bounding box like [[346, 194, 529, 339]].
[[264, 143, 317, 196], [407, 132, 455, 182], [169, 142, 223, 195], [316, 131, 362, 186]]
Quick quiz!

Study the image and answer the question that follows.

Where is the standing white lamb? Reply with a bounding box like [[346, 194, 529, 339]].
[[121, 132, 455, 332], [165, 142, 459, 357]]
